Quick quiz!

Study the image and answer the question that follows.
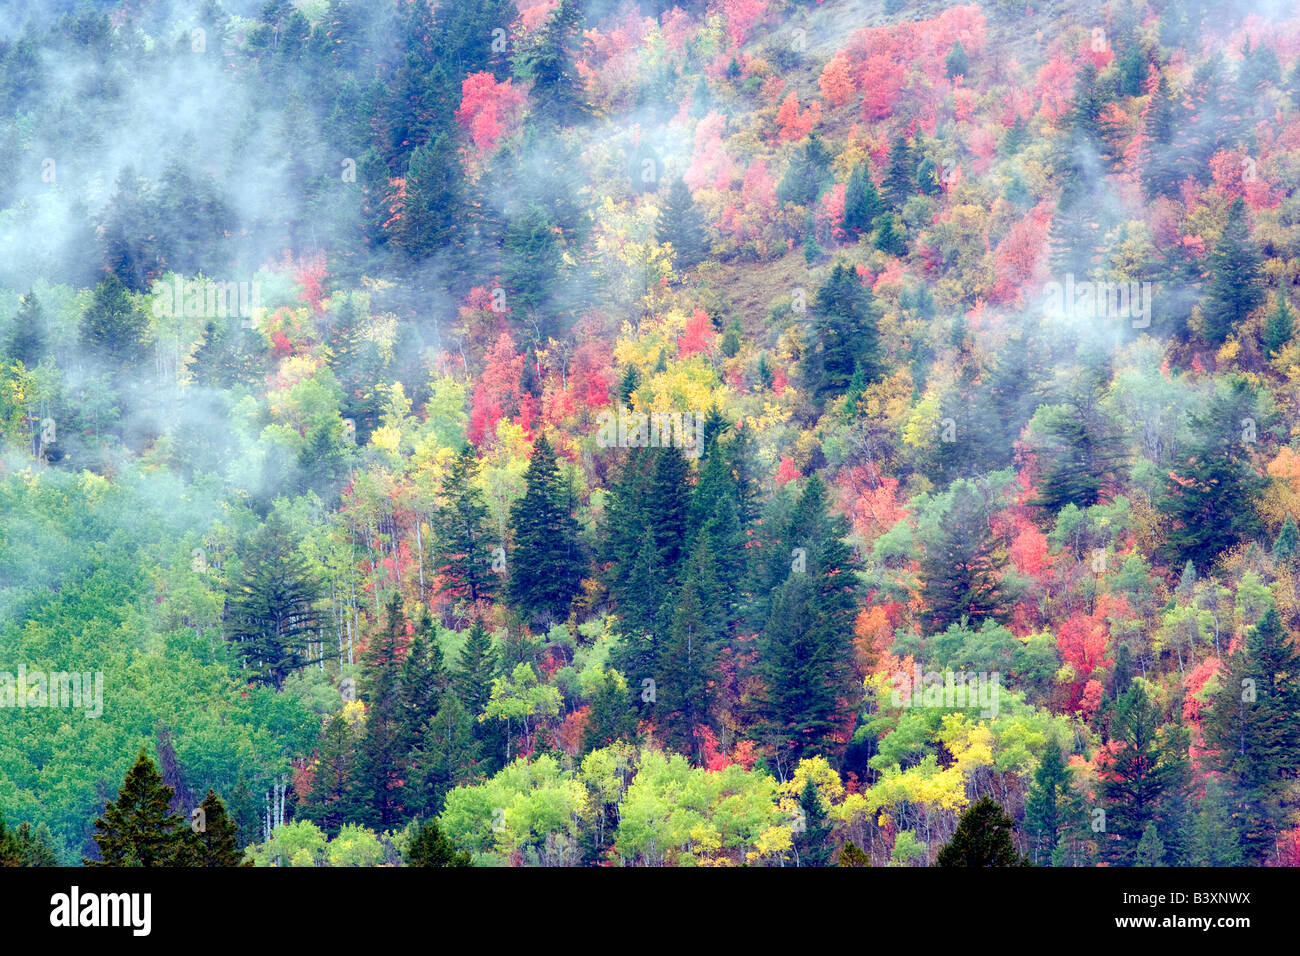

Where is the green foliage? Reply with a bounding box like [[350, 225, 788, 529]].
[[936, 797, 1027, 866]]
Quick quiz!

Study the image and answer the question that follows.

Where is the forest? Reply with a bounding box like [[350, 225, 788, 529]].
[[0, 0, 1298, 868]]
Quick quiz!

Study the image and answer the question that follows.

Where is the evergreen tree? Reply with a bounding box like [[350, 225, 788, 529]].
[[777, 133, 833, 207], [582, 670, 638, 753], [1274, 514, 1299, 564], [406, 819, 471, 866], [79, 274, 148, 368], [502, 204, 565, 341], [435, 446, 497, 603], [1158, 376, 1267, 571], [177, 789, 247, 867], [392, 132, 464, 258], [793, 777, 834, 866], [511, 0, 587, 129], [358, 593, 407, 828], [1262, 294, 1295, 357], [224, 512, 323, 689], [918, 480, 1008, 633], [1140, 73, 1179, 199], [455, 619, 498, 720], [1188, 776, 1244, 866], [298, 714, 366, 836], [802, 262, 881, 404], [1099, 683, 1189, 865], [841, 161, 883, 237], [936, 797, 1027, 866], [1202, 197, 1263, 344], [507, 433, 583, 622], [1133, 822, 1165, 865], [87, 749, 184, 866], [656, 178, 709, 268], [1202, 606, 1300, 863], [882, 134, 916, 209], [6, 291, 45, 367], [1024, 741, 1085, 865], [407, 692, 482, 817], [1030, 398, 1125, 514], [838, 840, 871, 866], [874, 212, 906, 256], [944, 40, 970, 79]]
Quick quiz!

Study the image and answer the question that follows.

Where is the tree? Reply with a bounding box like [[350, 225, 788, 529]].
[[298, 714, 366, 835], [407, 819, 471, 866], [1202, 197, 1263, 344], [777, 133, 832, 207], [177, 789, 247, 866], [80, 274, 148, 368], [841, 161, 883, 236], [918, 480, 1008, 634], [435, 447, 497, 603], [882, 134, 916, 209], [87, 749, 184, 866], [1202, 606, 1300, 863], [512, 0, 587, 129], [1262, 294, 1295, 357], [392, 133, 464, 258], [945, 41, 970, 80], [838, 840, 871, 866], [1024, 741, 1085, 865], [1274, 515, 1299, 564], [874, 212, 906, 256], [802, 262, 881, 404], [937, 797, 1027, 866], [1098, 683, 1189, 865], [358, 594, 408, 828], [656, 179, 709, 268], [6, 291, 45, 367], [502, 204, 565, 340], [224, 512, 324, 689], [507, 433, 583, 621], [793, 777, 834, 866], [1158, 377, 1266, 572]]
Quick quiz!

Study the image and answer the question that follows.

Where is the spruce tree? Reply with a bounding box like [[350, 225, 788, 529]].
[[177, 789, 247, 866], [224, 512, 323, 689], [918, 480, 1008, 633], [435, 446, 497, 603], [1202, 196, 1263, 344], [777, 133, 833, 207], [79, 274, 148, 368], [1202, 606, 1300, 863], [802, 261, 882, 404], [882, 134, 916, 209], [874, 212, 906, 256], [359, 594, 408, 828], [944, 40, 970, 80], [406, 819, 471, 866], [507, 433, 583, 622], [407, 692, 482, 817], [656, 179, 709, 268], [793, 777, 834, 866], [1274, 515, 1299, 564], [6, 291, 45, 367], [838, 840, 871, 866], [87, 748, 184, 866], [1262, 294, 1295, 357], [936, 797, 1027, 866], [298, 714, 366, 836], [511, 0, 587, 130], [841, 161, 883, 236], [1024, 741, 1085, 865]]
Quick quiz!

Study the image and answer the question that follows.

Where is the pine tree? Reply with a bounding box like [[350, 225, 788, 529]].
[[79, 274, 148, 368], [0, 808, 21, 866], [918, 480, 1008, 633], [1274, 515, 1299, 564], [507, 433, 583, 622], [1133, 822, 1165, 865], [392, 132, 464, 259], [1099, 683, 1189, 865], [1262, 294, 1295, 357], [874, 212, 906, 256], [5, 291, 45, 367], [802, 262, 881, 404], [1030, 397, 1125, 514], [512, 0, 587, 130], [87, 749, 184, 866], [1202, 197, 1264, 344], [777, 133, 833, 207], [1188, 776, 1244, 866], [1202, 606, 1300, 863], [1024, 741, 1085, 865], [945, 41, 970, 80], [1140, 73, 1179, 199], [793, 777, 834, 866], [841, 161, 883, 237], [582, 670, 638, 753], [177, 789, 247, 866], [656, 179, 709, 268], [502, 204, 564, 339], [407, 692, 482, 817], [224, 512, 324, 689], [937, 797, 1027, 866], [882, 134, 916, 209], [406, 819, 471, 866], [358, 594, 408, 828], [298, 714, 366, 836], [837, 840, 871, 866], [1158, 376, 1267, 572], [435, 447, 497, 603], [455, 619, 498, 720]]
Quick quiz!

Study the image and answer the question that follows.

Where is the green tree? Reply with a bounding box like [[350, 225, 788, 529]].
[[882, 134, 916, 209], [177, 789, 248, 866], [80, 274, 148, 368], [512, 0, 587, 129], [1262, 294, 1295, 356], [435, 447, 497, 603], [777, 133, 833, 207], [842, 161, 883, 237], [5, 291, 45, 367], [918, 480, 1008, 633], [1024, 741, 1085, 865], [1274, 514, 1299, 564], [1202, 197, 1263, 344], [507, 433, 583, 622], [87, 749, 184, 866], [802, 261, 881, 404], [359, 594, 407, 828], [937, 797, 1027, 866], [407, 819, 472, 866], [656, 179, 709, 268], [392, 133, 464, 258], [945, 41, 970, 79]]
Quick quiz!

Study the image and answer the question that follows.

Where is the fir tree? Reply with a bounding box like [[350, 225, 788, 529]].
[[918, 480, 1008, 633], [406, 819, 471, 866], [777, 133, 833, 207], [79, 274, 148, 368], [1274, 515, 1299, 564], [802, 262, 881, 404], [511, 0, 587, 129], [1133, 822, 1165, 865], [6, 291, 45, 367], [1262, 294, 1295, 357], [656, 179, 709, 268], [298, 714, 367, 836], [224, 512, 324, 689], [882, 134, 916, 209], [1202, 197, 1264, 344], [177, 789, 247, 867], [435, 446, 497, 603], [1202, 606, 1300, 863], [358, 594, 408, 828], [507, 433, 583, 622], [841, 161, 883, 237], [837, 840, 871, 866], [87, 749, 185, 866], [936, 797, 1027, 866], [874, 212, 906, 256], [945, 41, 970, 80], [1024, 741, 1085, 865], [793, 777, 834, 866]]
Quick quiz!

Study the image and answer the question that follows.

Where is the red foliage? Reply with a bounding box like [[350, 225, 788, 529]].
[[293, 252, 328, 316], [456, 72, 527, 155], [711, 0, 766, 48], [775, 92, 821, 141], [989, 203, 1051, 304], [775, 457, 800, 485], [678, 307, 717, 357], [819, 53, 854, 107]]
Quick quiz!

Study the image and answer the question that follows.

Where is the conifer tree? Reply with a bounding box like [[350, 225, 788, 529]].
[[435, 446, 497, 603], [5, 291, 45, 367], [177, 789, 247, 867], [511, 0, 587, 130], [1202, 197, 1263, 344], [87, 749, 184, 866], [841, 161, 883, 236], [945, 40, 970, 79], [1024, 741, 1085, 865], [507, 433, 583, 621], [1274, 515, 1299, 564], [918, 479, 1008, 633], [793, 777, 834, 866], [406, 819, 471, 866], [359, 593, 408, 828], [937, 797, 1027, 866], [777, 133, 833, 207], [874, 212, 906, 256], [802, 262, 881, 404], [656, 179, 709, 268], [1202, 606, 1300, 863], [1263, 295, 1295, 357], [882, 134, 916, 209]]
